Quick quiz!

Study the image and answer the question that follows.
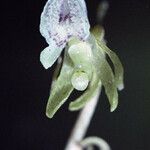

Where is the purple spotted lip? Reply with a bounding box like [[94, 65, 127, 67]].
[[40, 0, 90, 69]]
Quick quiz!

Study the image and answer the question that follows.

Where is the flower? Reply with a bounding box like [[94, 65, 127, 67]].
[[39, 1, 124, 118], [40, 0, 90, 69], [45, 27, 124, 118]]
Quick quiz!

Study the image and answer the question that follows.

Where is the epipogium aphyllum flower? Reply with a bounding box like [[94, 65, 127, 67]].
[[40, 0, 90, 69], [39, 0, 124, 118]]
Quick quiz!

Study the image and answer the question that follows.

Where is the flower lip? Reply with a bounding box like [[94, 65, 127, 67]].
[[40, 0, 90, 69], [40, 0, 90, 45]]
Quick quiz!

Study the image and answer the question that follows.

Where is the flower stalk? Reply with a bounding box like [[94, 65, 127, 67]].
[[65, 85, 102, 150]]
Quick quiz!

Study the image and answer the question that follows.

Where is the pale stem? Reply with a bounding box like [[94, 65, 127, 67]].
[[64, 85, 102, 150]]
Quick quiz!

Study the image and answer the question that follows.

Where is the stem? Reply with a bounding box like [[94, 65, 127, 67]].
[[65, 85, 102, 150]]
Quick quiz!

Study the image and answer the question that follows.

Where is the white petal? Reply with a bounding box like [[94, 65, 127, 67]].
[[67, 0, 90, 40], [40, 0, 62, 43], [39, 0, 90, 69], [40, 0, 90, 44], [40, 45, 63, 69]]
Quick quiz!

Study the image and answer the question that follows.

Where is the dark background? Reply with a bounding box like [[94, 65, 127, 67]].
[[1, 0, 150, 150]]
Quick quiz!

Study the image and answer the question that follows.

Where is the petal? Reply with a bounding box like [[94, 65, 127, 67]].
[[40, 0, 90, 45], [66, 0, 90, 40], [98, 57, 119, 112], [98, 42, 124, 90], [46, 48, 74, 118], [40, 0, 69, 46], [92, 26, 124, 90], [40, 44, 63, 69], [89, 34, 118, 111]]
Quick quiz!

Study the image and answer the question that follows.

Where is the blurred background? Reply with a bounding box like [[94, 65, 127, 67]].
[[1, 0, 150, 149]]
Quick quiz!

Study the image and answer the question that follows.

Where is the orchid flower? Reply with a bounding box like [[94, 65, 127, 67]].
[[43, 33, 124, 118], [40, 0, 90, 69], [39, 0, 124, 119]]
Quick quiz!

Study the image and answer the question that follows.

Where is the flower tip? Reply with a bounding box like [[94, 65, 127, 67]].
[[40, 47, 53, 69], [46, 111, 53, 119], [110, 106, 117, 112], [110, 106, 116, 112], [110, 99, 118, 112], [40, 60, 49, 69], [40, 46, 63, 69], [68, 104, 76, 111], [69, 102, 82, 111], [117, 83, 124, 91], [46, 105, 56, 119]]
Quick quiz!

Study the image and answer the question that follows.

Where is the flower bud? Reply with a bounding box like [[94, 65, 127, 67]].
[[71, 71, 89, 91]]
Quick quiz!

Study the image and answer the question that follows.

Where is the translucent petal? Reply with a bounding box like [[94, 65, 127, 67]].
[[89, 34, 118, 111], [40, 0, 90, 45], [46, 49, 74, 118], [40, 45, 63, 69], [51, 57, 62, 88], [98, 57, 118, 112], [92, 26, 124, 90], [98, 42, 124, 90]]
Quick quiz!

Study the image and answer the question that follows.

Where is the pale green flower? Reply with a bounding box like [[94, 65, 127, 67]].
[[44, 27, 124, 118]]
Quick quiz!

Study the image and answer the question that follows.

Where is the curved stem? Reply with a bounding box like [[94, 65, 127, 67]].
[[81, 137, 111, 150], [64, 85, 102, 150]]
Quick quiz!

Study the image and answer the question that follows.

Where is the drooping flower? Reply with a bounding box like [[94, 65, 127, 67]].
[[45, 27, 124, 118], [40, 0, 90, 69], [39, 0, 124, 119]]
